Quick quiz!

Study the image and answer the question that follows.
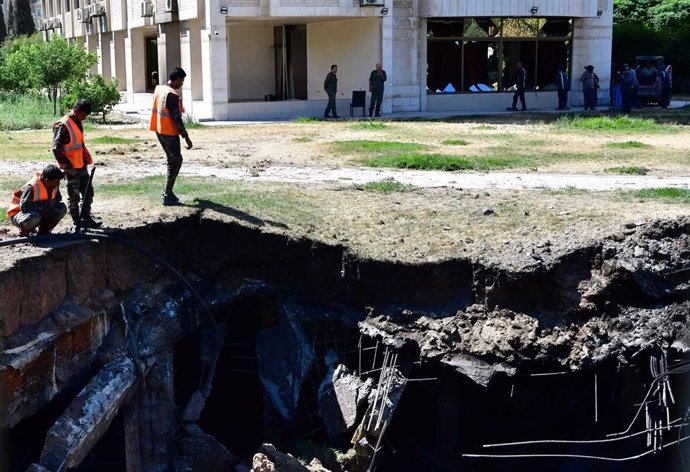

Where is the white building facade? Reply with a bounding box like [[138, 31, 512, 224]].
[[39, 0, 613, 120]]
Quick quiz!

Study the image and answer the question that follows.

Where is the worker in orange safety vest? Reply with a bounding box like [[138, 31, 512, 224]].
[[7, 164, 67, 237], [149, 67, 193, 206], [52, 99, 102, 228]]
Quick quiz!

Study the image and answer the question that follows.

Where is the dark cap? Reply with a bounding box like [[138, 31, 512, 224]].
[[41, 164, 64, 181], [585, 65, 594, 71]]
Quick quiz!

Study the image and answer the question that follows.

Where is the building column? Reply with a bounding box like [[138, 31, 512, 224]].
[[97, 32, 112, 79], [381, 10, 394, 114], [85, 33, 99, 74], [389, 0, 420, 113], [418, 18, 427, 111], [125, 27, 147, 102], [157, 22, 182, 82], [571, 4, 613, 108], [199, 0, 228, 120], [111, 30, 127, 91], [180, 19, 203, 118]]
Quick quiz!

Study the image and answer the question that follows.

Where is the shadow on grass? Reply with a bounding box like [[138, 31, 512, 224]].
[[190, 198, 289, 229]]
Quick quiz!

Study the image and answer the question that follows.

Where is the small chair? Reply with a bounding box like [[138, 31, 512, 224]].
[[350, 90, 366, 117]]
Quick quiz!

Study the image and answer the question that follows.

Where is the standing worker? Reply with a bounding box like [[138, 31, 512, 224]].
[[580, 65, 600, 111], [323, 64, 340, 119], [506, 61, 527, 111], [659, 67, 671, 108], [368, 63, 387, 117], [7, 165, 67, 236], [52, 99, 101, 228], [150, 67, 193, 206], [554, 66, 569, 110], [618, 64, 638, 113]]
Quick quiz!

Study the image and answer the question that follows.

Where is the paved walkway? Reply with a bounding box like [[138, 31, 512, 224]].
[[185, 165, 690, 191]]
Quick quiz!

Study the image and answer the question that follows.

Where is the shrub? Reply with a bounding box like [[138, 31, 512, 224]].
[[62, 74, 121, 122]]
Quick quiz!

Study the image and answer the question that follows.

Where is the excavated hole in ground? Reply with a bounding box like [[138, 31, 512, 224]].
[[1, 214, 689, 472]]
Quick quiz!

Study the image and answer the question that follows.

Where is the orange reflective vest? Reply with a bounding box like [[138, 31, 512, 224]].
[[149, 84, 185, 136], [7, 173, 57, 219], [52, 115, 91, 170]]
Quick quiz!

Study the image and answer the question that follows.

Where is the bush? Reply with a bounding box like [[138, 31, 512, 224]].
[[62, 74, 121, 122]]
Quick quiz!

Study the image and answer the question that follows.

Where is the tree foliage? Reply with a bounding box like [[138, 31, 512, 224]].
[[0, 34, 97, 113], [613, 0, 690, 91], [62, 74, 121, 122], [13, 0, 36, 37]]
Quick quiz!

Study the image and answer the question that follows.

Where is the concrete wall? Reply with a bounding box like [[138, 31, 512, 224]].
[[227, 23, 275, 100], [306, 18, 380, 103], [571, 1, 613, 107], [427, 91, 560, 111]]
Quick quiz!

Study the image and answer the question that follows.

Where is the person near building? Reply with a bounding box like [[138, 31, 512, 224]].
[[323, 64, 339, 119], [150, 66, 193, 206], [368, 63, 387, 117], [554, 66, 569, 110], [659, 67, 671, 108], [7, 164, 67, 237], [618, 63, 638, 113], [52, 99, 102, 228], [580, 65, 600, 110], [506, 61, 527, 111]]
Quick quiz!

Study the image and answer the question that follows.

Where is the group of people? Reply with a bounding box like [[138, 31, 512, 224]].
[[323, 63, 388, 119], [7, 67, 193, 237]]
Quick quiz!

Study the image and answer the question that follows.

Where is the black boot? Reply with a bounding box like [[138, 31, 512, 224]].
[[81, 214, 102, 228]]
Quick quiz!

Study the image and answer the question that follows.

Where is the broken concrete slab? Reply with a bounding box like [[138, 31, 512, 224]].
[[39, 356, 136, 472], [318, 364, 367, 437], [441, 353, 516, 387], [256, 311, 315, 420]]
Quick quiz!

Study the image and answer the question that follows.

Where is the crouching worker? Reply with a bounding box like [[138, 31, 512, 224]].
[[52, 99, 102, 228], [7, 165, 67, 237]]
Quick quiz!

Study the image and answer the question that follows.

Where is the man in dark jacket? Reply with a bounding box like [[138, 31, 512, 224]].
[[554, 66, 569, 110], [323, 64, 339, 118], [507, 61, 527, 111], [368, 63, 387, 117], [618, 64, 638, 113], [7, 165, 67, 237]]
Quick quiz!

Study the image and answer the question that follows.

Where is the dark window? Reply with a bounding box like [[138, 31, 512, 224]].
[[65, 0, 70, 12], [427, 17, 572, 93]]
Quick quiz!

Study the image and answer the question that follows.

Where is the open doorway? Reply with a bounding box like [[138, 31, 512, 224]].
[[274, 25, 307, 100], [145, 37, 158, 92]]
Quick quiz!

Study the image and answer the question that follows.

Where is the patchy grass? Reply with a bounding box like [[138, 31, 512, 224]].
[[475, 124, 497, 130], [183, 114, 205, 128], [0, 210, 7, 223], [629, 187, 690, 203], [604, 141, 652, 149], [350, 121, 390, 130], [0, 93, 58, 130], [91, 136, 142, 145], [293, 135, 314, 143], [295, 116, 319, 123], [0, 131, 54, 162], [604, 166, 649, 175], [98, 176, 320, 226], [555, 115, 674, 133], [363, 153, 530, 171], [356, 179, 417, 194], [331, 140, 428, 154], [442, 139, 470, 146]]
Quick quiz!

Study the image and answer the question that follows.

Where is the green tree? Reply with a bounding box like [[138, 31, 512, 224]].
[[62, 74, 121, 122], [13, 0, 36, 36], [0, 6, 7, 44], [26, 35, 97, 114]]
